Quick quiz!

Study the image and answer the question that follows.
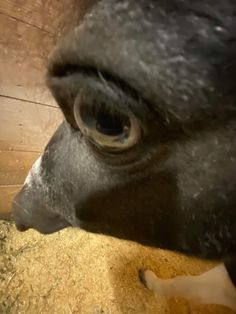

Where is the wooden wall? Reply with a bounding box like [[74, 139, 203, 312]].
[[0, 1, 76, 218]]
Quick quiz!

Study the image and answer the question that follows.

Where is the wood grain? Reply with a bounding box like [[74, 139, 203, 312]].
[[0, 13, 57, 105], [0, 185, 21, 217], [0, 96, 63, 152], [0, 151, 40, 185], [0, 0, 94, 35], [0, 0, 75, 35], [0, 0, 94, 217]]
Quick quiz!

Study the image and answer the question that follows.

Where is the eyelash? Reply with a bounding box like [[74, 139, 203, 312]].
[[82, 101, 128, 121]]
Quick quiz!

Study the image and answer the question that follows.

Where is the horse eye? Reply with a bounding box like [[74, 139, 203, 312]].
[[74, 98, 142, 152], [96, 112, 125, 136]]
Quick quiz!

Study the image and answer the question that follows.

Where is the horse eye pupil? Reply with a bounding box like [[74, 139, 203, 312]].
[[96, 113, 123, 135]]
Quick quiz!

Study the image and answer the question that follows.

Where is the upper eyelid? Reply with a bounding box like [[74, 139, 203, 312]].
[[48, 63, 153, 124], [48, 62, 144, 104]]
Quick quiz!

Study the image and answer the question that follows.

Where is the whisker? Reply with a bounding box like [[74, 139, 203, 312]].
[[12, 200, 29, 215]]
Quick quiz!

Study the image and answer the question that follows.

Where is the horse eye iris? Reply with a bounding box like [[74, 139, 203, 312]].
[[96, 113, 123, 136], [74, 97, 142, 152]]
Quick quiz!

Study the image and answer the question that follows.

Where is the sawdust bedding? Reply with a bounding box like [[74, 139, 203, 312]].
[[0, 221, 234, 314]]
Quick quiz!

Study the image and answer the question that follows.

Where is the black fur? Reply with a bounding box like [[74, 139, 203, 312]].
[[13, 0, 236, 262]]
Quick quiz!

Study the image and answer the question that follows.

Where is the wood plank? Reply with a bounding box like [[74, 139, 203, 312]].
[[0, 0, 94, 35], [0, 151, 40, 186], [0, 185, 21, 217], [0, 96, 63, 152], [0, 13, 57, 105], [0, 0, 75, 35]]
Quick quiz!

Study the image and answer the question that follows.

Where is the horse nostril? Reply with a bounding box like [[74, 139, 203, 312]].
[[15, 222, 29, 232], [12, 191, 72, 234], [12, 200, 31, 232]]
